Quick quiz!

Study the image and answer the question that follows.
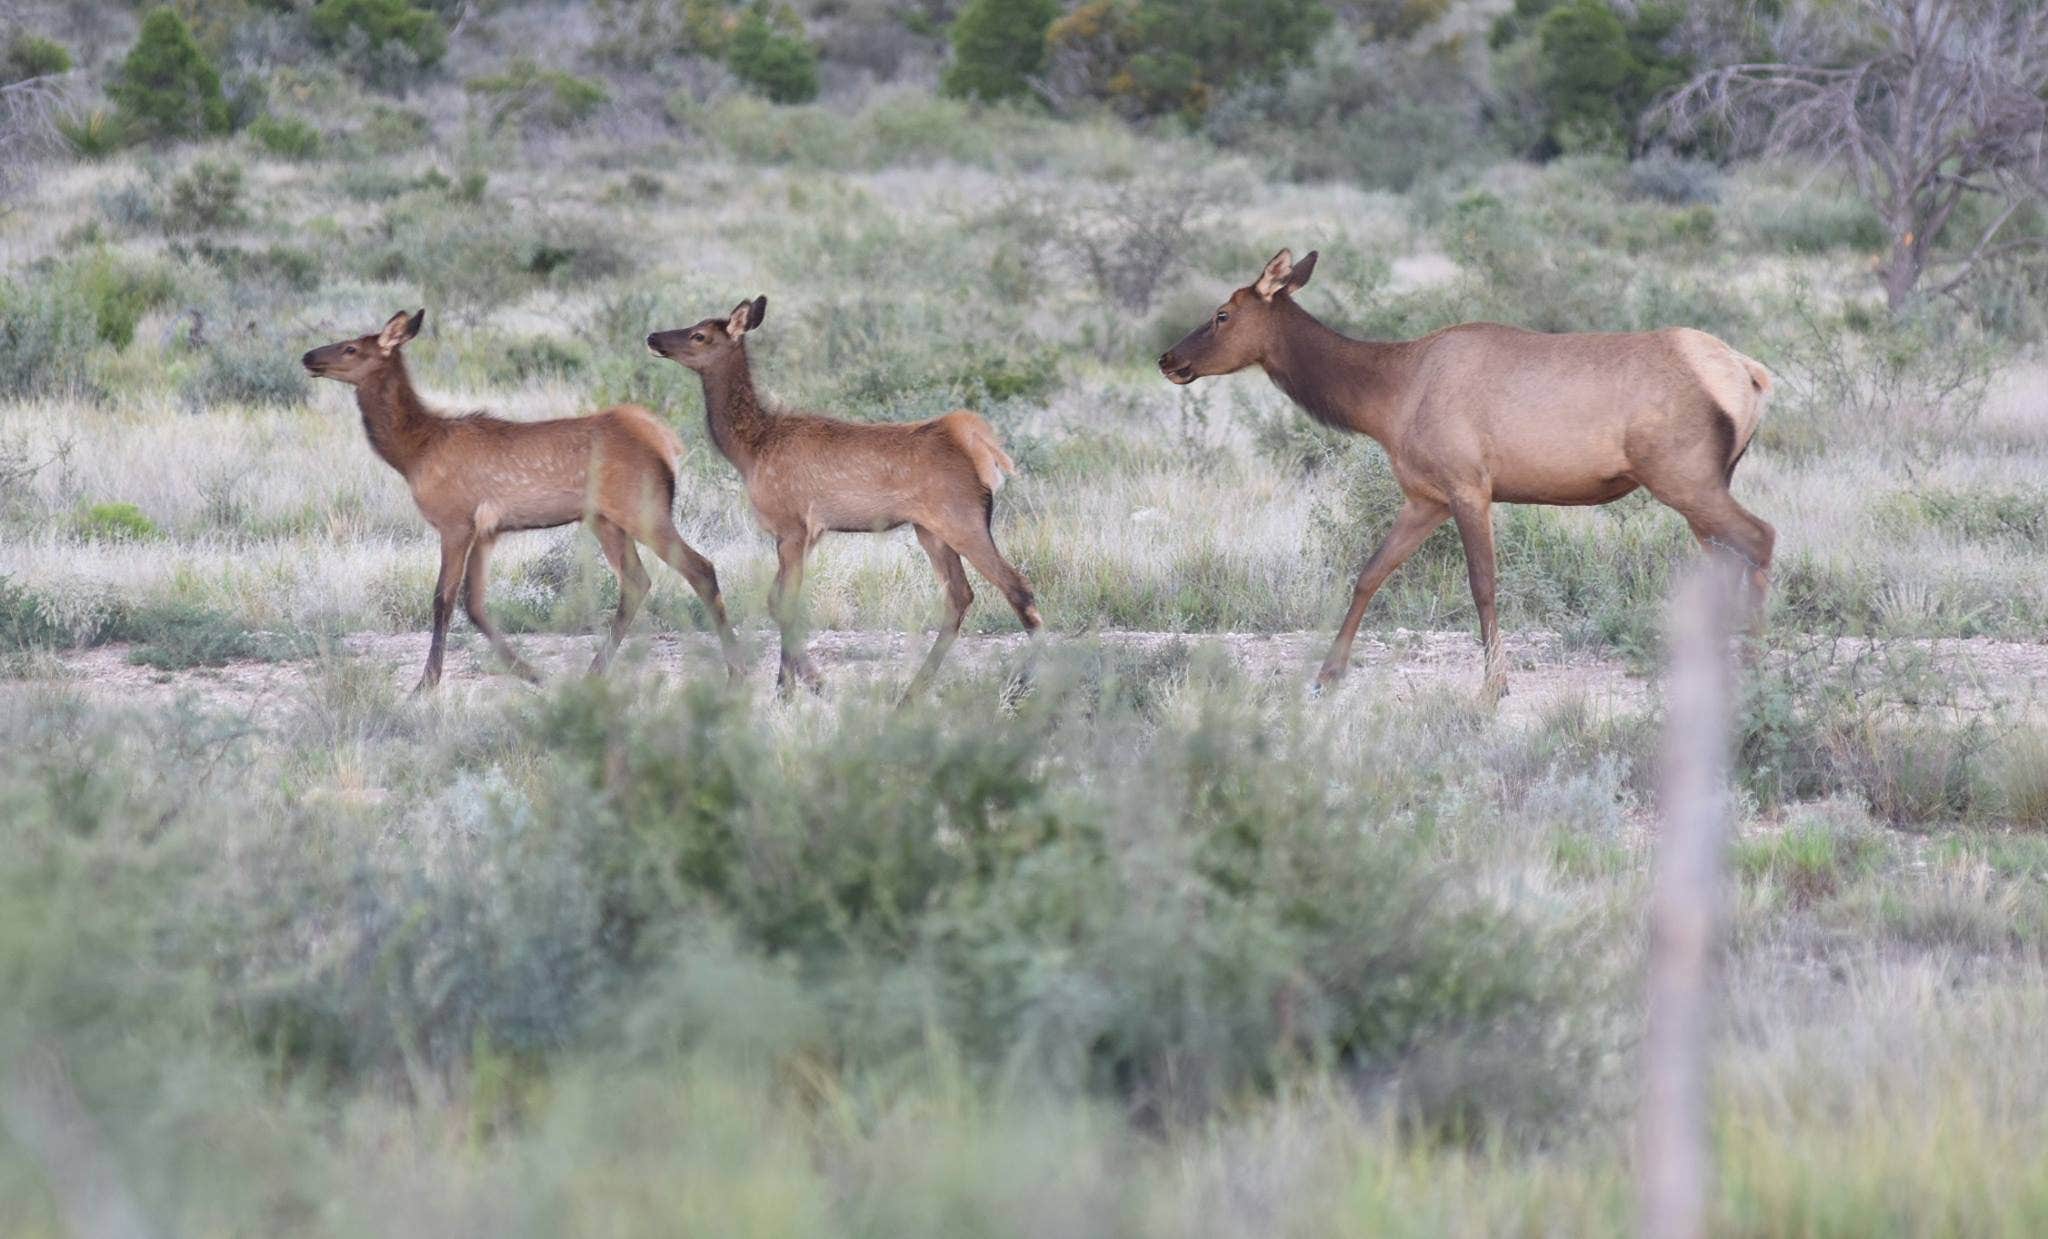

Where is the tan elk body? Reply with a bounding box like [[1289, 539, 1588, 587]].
[[648, 296, 1040, 695], [1159, 249, 1775, 698], [303, 310, 743, 689]]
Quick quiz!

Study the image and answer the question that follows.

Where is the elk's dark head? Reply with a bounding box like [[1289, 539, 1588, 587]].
[[301, 309, 423, 386], [646, 296, 767, 372], [1157, 249, 1317, 385]]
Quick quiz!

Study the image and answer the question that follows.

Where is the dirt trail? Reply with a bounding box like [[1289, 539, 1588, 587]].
[[15, 628, 2048, 726]]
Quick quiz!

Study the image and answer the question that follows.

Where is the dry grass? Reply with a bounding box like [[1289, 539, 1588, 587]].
[[3, 7, 2048, 1234]]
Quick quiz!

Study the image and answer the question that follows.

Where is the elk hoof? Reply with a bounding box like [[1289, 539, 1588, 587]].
[[1311, 664, 1346, 694]]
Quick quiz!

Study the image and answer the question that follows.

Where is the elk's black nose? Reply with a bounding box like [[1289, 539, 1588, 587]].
[[645, 334, 659, 349], [300, 350, 316, 368], [1157, 352, 1176, 369]]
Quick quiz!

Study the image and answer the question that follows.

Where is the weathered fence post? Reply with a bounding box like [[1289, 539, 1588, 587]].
[[1639, 559, 1744, 1239]]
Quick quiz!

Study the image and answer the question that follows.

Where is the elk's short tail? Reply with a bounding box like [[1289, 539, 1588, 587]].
[[1741, 356, 1772, 399], [610, 404, 686, 475], [1724, 353, 1772, 482], [939, 410, 1016, 494]]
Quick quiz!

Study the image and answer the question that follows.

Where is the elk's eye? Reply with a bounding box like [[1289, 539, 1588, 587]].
[[1215, 310, 1229, 323], [344, 345, 358, 355], [691, 332, 706, 343]]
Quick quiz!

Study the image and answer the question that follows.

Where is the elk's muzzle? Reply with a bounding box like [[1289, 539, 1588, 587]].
[[1158, 351, 1196, 385]]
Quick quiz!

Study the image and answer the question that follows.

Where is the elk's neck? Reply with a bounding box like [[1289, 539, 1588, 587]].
[[355, 359, 443, 477], [1261, 303, 1414, 446], [697, 350, 774, 474]]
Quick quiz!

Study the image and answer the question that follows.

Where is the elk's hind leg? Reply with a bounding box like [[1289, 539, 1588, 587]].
[[1666, 488, 1776, 632], [769, 534, 822, 694], [943, 512, 1043, 703], [1448, 495, 1507, 704], [946, 517, 1041, 634], [903, 524, 973, 703], [641, 519, 746, 682], [462, 535, 542, 684], [590, 517, 651, 675]]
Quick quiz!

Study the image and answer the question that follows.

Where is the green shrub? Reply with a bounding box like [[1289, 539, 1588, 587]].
[[64, 253, 177, 350], [0, 575, 68, 654], [1987, 729, 2048, 828], [943, 0, 1058, 103], [309, 0, 447, 87], [1047, 0, 1332, 118], [73, 501, 160, 542], [465, 59, 611, 131], [1627, 151, 1721, 204], [366, 205, 627, 315], [182, 331, 309, 409], [1732, 814, 1878, 906], [57, 108, 128, 158], [1489, 0, 1688, 157], [726, 7, 819, 104], [4, 33, 71, 82], [68, 253, 174, 348], [0, 277, 98, 398], [114, 599, 300, 670], [107, 8, 231, 142], [163, 158, 248, 232], [178, 240, 323, 291], [1746, 192, 1887, 255], [249, 113, 321, 159]]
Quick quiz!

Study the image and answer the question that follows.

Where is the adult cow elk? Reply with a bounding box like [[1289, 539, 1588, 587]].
[[303, 310, 745, 690], [1158, 249, 1774, 700], [647, 296, 1041, 698]]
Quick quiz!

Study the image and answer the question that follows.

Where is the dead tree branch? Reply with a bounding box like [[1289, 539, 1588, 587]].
[[1654, 0, 2048, 311]]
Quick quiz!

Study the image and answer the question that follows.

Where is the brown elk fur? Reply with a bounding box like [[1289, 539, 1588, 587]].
[[303, 309, 744, 690], [648, 296, 1040, 696], [1159, 249, 1775, 700]]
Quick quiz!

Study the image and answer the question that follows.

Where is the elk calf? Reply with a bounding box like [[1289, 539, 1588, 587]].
[[1159, 249, 1775, 701], [303, 310, 744, 690], [647, 296, 1041, 697]]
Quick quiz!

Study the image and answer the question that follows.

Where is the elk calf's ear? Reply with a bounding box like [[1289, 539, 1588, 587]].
[[378, 308, 424, 354], [725, 298, 760, 338], [748, 295, 767, 330], [1253, 249, 1296, 300]]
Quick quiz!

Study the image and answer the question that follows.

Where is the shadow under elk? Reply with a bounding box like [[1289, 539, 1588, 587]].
[[647, 296, 1041, 698], [303, 309, 744, 690], [1159, 249, 1775, 701]]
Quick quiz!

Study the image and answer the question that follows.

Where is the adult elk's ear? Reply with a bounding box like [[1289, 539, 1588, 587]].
[[1285, 250, 1317, 294], [378, 308, 424, 354], [1253, 249, 1296, 300], [725, 295, 766, 338]]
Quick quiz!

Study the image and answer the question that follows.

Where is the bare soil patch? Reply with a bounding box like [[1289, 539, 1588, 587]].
[[13, 627, 2046, 726]]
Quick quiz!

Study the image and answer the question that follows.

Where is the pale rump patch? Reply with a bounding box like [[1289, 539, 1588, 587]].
[[1671, 328, 1769, 450], [938, 410, 1015, 493]]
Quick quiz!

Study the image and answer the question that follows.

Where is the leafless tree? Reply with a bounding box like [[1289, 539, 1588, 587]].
[[1657, 0, 2048, 311], [0, 2, 76, 199]]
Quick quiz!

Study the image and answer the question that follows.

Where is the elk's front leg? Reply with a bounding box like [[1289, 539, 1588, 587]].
[[1315, 497, 1448, 689], [417, 529, 472, 692]]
